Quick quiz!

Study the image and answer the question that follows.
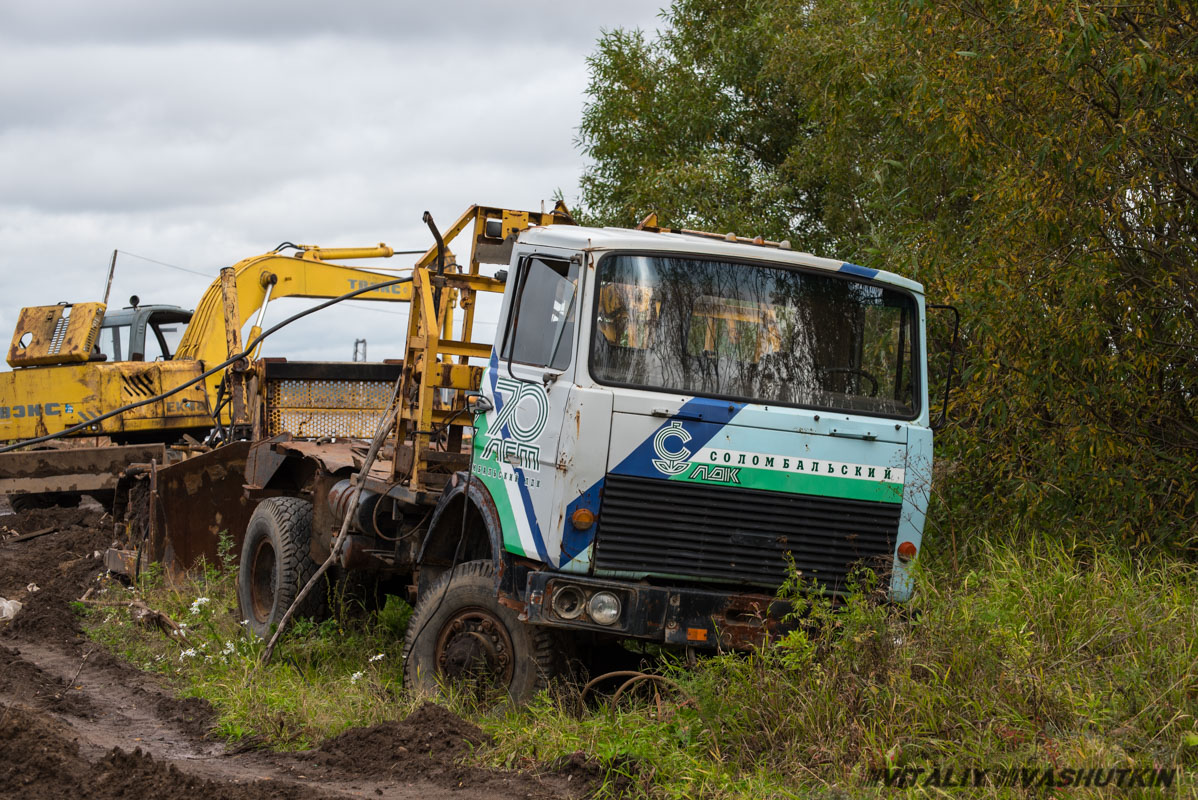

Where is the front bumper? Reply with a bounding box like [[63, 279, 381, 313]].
[[522, 572, 792, 650]]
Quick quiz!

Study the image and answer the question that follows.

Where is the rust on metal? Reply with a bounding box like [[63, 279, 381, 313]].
[[244, 434, 292, 490], [103, 548, 140, 577], [149, 442, 253, 575], [0, 443, 165, 495], [6, 303, 106, 367]]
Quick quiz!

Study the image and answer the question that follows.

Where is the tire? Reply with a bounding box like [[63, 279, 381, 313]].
[[9, 492, 81, 513], [237, 497, 326, 638], [88, 490, 117, 512], [403, 560, 556, 703]]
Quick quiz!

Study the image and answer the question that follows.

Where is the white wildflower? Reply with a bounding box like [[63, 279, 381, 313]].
[[221, 641, 236, 655], [349, 671, 364, 684], [179, 648, 197, 660], [189, 597, 211, 615], [369, 653, 385, 663]]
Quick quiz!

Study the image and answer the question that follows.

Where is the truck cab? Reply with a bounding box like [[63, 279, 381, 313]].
[[472, 225, 930, 650]]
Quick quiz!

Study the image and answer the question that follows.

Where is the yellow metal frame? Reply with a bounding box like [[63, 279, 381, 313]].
[[175, 247, 416, 408], [392, 204, 575, 491]]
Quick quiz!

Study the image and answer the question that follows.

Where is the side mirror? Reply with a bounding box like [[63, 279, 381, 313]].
[[927, 304, 960, 430]]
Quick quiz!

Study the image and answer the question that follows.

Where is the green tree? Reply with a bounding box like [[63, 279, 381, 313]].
[[579, 0, 1198, 550]]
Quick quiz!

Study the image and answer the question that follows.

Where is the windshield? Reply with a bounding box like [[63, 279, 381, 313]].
[[590, 254, 919, 417]]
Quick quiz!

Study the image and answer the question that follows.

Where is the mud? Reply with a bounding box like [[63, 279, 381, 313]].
[[312, 703, 490, 778], [296, 703, 586, 797], [0, 644, 96, 717], [0, 504, 596, 799], [0, 705, 322, 800], [0, 505, 110, 651]]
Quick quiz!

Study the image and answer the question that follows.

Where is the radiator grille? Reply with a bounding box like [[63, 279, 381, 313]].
[[593, 474, 901, 592], [265, 378, 393, 439]]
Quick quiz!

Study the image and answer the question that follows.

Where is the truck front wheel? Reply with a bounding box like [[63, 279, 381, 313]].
[[237, 497, 326, 638], [403, 560, 556, 703]]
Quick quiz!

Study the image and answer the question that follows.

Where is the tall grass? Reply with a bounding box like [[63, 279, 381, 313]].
[[482, 536, 1197, 797], [84, 531, 1197, 798]]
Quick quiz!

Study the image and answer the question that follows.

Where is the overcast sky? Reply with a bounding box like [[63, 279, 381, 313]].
[[0, 1, 665, 365]]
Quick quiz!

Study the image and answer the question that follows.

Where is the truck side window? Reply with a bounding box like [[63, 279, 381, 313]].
[[502, 256, 580, 370]]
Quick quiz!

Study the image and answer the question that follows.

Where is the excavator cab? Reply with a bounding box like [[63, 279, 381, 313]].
[[96, 304, 193, 363]]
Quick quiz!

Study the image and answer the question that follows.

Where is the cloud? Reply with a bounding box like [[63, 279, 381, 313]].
[[0, 1, 664, 45], [0, 3, 665, 360]]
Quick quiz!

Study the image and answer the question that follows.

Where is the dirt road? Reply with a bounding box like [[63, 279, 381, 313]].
[[0, 504, 594, 799]]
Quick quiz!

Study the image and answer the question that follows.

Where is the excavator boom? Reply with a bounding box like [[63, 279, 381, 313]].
[[173, 245, 421, 409], [0, 243, 419, 509]]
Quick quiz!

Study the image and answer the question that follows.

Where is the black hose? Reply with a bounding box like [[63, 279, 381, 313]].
[[0, 275, 415, 454], [273, 242, 426, 256]]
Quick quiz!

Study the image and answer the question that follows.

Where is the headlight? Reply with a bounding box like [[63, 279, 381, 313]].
[[551, 585, 585, 620], [587, 591, 622, 626]]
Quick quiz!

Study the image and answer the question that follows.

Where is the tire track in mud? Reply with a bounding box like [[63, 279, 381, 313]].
[[0, 504, 592, 800]]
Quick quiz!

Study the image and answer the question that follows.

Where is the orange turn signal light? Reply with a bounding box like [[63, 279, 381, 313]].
[[896, 541, 918, 562], [570, 508, 596, 530]]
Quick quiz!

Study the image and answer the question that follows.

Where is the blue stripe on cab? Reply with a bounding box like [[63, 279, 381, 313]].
[[839, 262, 879, 279]]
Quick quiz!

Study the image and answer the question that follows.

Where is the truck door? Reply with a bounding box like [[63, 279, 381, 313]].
[[475, 246, 583, 567]]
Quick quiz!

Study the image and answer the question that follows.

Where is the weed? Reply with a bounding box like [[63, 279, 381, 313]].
[[82, 533, 1197, 798]]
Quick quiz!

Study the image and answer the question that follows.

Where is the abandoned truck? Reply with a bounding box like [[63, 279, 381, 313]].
[[223, 204, 935, 700]]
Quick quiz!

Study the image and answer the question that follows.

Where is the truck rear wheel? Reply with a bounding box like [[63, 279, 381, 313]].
[[237, 497, 326, 638], [403, 560, 556, 703], [9, 492, 81, 513]]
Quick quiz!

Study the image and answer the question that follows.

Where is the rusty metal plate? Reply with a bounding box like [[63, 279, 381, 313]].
[[7, 303, 105, 367], [152, 441, 252, 574], [0, 443, 165, 495]]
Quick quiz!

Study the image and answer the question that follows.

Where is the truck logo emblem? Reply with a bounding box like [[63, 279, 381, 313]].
[[482, 377, 549, 470], [651, 420, 692, 476], [689, 464, 741, 484]]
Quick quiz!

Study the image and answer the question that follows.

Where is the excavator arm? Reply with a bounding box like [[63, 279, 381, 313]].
[[175, 244, 415, 363], [173, 244, 426, 405]]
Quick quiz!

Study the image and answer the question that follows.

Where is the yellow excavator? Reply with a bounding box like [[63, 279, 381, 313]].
[[0, 244, 415, 510]]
